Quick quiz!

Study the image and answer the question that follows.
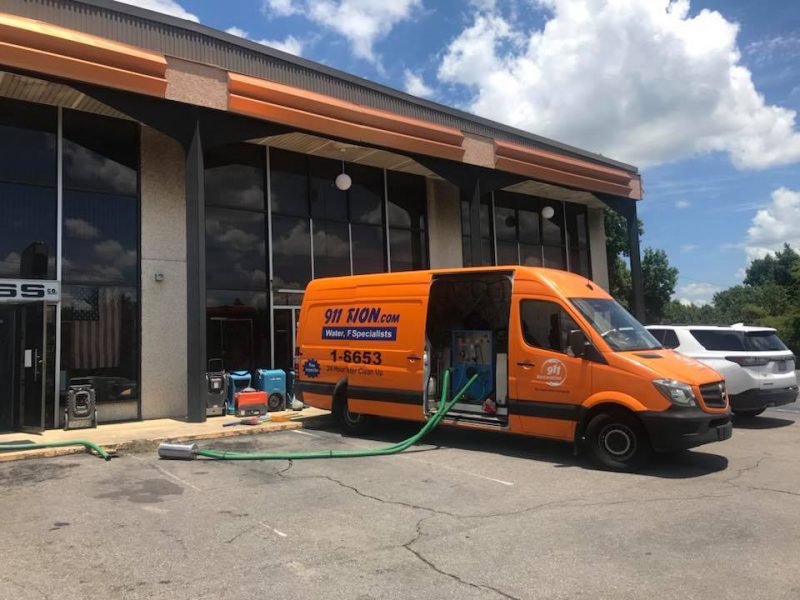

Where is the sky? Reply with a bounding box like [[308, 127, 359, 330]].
[[122, 0, 800, 305]]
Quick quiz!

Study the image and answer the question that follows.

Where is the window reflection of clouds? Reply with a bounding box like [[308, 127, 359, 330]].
[[206, 207, 267, 290]]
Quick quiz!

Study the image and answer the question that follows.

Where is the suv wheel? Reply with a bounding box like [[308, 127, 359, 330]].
[[586, 411, 651, 472]]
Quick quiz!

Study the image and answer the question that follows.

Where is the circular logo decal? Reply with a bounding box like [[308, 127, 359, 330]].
[[537, 358, 567, 387], [303, 358, 321, 379]]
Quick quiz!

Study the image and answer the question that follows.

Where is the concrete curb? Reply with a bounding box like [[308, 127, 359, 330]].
[[0, 420, 304, 463]]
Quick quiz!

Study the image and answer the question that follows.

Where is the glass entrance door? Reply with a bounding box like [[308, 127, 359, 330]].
[[18, 302, 47, 432], [0, 306, 17, 431], [273, 307, 300, 373]]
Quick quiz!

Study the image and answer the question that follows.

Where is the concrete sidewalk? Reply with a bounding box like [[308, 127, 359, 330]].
[[0, 407, 328, 462]]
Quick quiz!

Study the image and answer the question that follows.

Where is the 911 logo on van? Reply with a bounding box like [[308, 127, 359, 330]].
[[536, 358, 568, 387], [324, 306, 400, 325]]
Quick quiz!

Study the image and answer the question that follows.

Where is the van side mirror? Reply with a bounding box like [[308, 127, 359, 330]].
[[568, 329, 587, 358]]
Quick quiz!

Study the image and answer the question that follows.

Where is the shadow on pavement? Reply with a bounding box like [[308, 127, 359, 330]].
[[732, 416, 795, 430], [303, 414, 728, 478]]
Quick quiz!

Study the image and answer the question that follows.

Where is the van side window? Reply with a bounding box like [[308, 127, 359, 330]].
[[520, 300, 581, 355]]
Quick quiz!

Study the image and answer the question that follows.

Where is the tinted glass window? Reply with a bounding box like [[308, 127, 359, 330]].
[[205, 143, 265, 210], [309, 156, 347, 221], [207, 290, 269, 371], [518, 209, 540, 243], [648, 329, 666, 343], [269, 148, 308, 217], [390, 229, 426, 272], [461, 195, 493, 267], [520, 299, 582, 355], [63, 111, 137, 195], [690, 329, 788, 352], [663, 329, 680, 349], [348, 163, 384, 225], [745, 331, 787, 351], [519, 243, 543, 267], [387, 171, 426, 229], [60, 285, 139, 403], [351, 224, 384, 274], [272, 215, 311, 289], [206, 207, 266, 290], [0, 98, 56, 185], [0, 184, 57, 279], [313, 220, 350, 278], [689, 330, 743, 351], [63, 191, 138, 284]]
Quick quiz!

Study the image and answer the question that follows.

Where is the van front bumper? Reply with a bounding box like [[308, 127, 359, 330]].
[[729, 386, 798, 411], [639, 408, 732, 453]]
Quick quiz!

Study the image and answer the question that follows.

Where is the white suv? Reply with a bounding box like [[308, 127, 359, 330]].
[[646, 324, 797, 417]]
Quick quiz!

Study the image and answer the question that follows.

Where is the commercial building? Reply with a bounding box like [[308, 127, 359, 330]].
[[0, 0, 644, 431]]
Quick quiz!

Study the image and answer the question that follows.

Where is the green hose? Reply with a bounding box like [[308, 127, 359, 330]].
[[194, 370, 477, 461], [0, 440, 111, 461]]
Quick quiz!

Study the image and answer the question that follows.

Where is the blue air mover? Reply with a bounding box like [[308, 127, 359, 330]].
[[256, 369, 287, 412]]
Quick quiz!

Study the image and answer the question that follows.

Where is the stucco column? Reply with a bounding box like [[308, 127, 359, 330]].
[[426, 178, 463, 268], [139, 126, 188, 419], [588, 207, 609, 290]]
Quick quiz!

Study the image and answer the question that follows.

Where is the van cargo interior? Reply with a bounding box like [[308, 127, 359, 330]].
[[424, 271, 513, 426]]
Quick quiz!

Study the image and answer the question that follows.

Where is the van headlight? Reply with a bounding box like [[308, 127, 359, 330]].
[[652, 379, 697, 407]]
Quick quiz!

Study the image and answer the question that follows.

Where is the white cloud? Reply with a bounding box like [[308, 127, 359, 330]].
[[225, 26, 304, 56], [437, 0, 800, 169], [675, 200, 690, 209], [743, 187, 800, 260], [115, 0, 199, 22], [677, 282, 720, 305], [679, 243, 698, 252], [262, 0, 300, 17], [403, 69, 434, 98], [263, 0, 421, 63], [65, 218, 99, 240]]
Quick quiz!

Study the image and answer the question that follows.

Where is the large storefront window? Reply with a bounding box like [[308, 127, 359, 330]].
[[60, 110, 141, 407], [461, 195, 494, 267], [0, 98, 57, 279], [388, 171, 428, 272], [205, 143, 269, 372], [462, 190, 591, 276]]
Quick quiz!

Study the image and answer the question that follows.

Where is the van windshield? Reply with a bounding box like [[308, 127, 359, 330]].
[[571, 298, 662, 352]]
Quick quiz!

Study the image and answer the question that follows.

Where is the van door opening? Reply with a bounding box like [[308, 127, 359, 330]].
[[423, 271, 513, 427]]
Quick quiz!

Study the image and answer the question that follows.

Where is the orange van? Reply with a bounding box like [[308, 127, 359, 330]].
[[294, 266, 732, 471]]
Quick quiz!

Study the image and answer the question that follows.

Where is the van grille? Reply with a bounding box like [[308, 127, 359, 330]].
[[700, 382, 727, 408]]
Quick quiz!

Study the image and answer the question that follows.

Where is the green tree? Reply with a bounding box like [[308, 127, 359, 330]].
[[744, 244, 800, 294], [642, 248, 678, 323], [604, 208, 643, 309]]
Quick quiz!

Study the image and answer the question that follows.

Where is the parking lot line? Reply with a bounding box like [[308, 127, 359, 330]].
[[292, 429, 323, 438]]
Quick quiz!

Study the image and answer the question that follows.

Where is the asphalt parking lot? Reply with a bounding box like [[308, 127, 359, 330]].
[[1, 407, 799, 600]]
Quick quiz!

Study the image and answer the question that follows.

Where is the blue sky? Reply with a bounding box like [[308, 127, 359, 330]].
[[128, 0, 800, 305]]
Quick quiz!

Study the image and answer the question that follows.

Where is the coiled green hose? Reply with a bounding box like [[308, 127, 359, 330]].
[[0, 440, 111, 461], [192, 370, 477, 461]]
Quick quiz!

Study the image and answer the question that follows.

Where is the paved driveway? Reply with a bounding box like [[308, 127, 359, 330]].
[[1, 408, 799, 600]]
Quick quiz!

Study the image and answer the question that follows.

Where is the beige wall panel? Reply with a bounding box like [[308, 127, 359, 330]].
[[139, 127, 188, 420], [427, 178, 463, 268], [165, 57, 227, 111]]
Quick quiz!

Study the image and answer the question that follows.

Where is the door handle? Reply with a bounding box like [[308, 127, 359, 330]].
[[407, 354, 422, 361], [517, 360, 535, 367], [34, 349, 41, 382]]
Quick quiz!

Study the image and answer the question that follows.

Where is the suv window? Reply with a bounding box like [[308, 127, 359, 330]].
[[520, 299, 582, 355], [689, 329, 788, 352], [662, 329, 679, 349]]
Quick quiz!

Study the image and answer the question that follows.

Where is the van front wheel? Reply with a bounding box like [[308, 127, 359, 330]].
[[586, 412, 651, 472]]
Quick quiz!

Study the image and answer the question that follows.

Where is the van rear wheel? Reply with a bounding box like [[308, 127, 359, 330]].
[[586, 412, 651, 472], [333, 393, 374, 435]]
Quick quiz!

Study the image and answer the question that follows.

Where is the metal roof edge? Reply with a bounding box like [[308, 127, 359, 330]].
[[12, 0, 638, 174]]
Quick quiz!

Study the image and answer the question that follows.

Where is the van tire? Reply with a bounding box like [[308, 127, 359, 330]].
[[333, 387, 374, 435], [585, 411, 651, 472], [732, 408, 766, 418]]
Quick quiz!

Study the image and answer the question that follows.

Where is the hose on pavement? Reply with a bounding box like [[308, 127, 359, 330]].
[[0, 439, 112, 461]]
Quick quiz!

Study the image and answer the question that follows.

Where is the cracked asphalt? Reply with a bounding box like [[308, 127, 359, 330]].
[[1, 408, 799, 600]]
